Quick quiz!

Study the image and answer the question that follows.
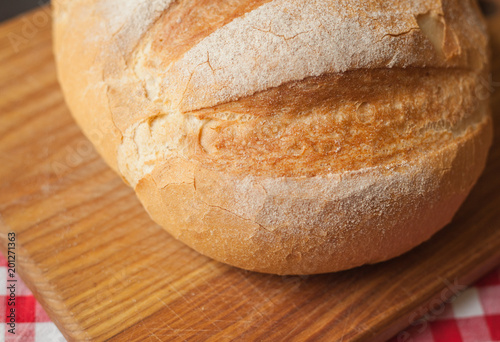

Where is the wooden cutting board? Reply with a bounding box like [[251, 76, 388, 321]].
[[1, 4, 500, 342]]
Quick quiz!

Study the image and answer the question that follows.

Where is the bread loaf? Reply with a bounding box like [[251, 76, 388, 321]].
[[53, 0, 493, 275]]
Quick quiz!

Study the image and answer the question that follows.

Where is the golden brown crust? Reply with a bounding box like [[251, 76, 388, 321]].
[[144, 0, 275, 67], [53, 0, 493, 274], [135, 113, 492, 274], [191, 68, 486, 177], [141, 0, 488, 112]]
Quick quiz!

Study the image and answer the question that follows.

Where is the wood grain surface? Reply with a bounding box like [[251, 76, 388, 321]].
[[1, 4, 500, 342]]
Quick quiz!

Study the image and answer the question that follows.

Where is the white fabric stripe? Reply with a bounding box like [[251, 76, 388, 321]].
[[0, 266, 7, 296], [35, 323, 66, 342], [452, 287, 484, 318]]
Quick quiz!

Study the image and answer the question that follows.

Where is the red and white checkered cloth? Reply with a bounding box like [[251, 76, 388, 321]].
[[0, 254, 498, 342], [388, 266, 500, 342], [0, 255, 65, 342]]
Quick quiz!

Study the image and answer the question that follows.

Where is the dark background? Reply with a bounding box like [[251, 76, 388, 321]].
[[0, 0, 50, 22]]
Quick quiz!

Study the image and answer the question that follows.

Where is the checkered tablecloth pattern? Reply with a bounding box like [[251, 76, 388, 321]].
[[0, 254, 498, 342], [388, 267, 500, 342], [0, 255, 65, 342]]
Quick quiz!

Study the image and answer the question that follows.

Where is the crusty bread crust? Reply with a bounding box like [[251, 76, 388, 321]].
[[53, 0, 493, 274]]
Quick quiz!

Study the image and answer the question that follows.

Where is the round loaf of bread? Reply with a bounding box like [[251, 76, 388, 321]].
[[53, 0, 493, 275]]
